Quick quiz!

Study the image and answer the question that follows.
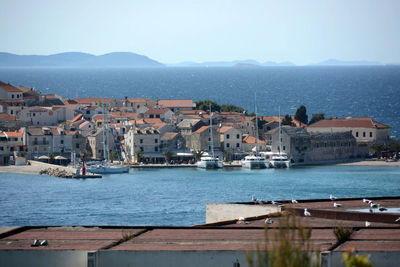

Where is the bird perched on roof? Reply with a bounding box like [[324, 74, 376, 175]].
[[40, 240, 48, 246], [330, 194, 336, 201], [265, 218, 273, 224], [291, 199, 298, 204], [365, 221, 371, 227], [333, 202, 342, 208], [370, 203, 378, 209], [271, 201, 282, 206], [31, 239, 40, 247], [363, 198, 371, 203], [395, 217, 400, 223], [304, 208, 311, 216]]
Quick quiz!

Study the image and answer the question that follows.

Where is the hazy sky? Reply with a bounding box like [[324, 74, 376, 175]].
[[1, 0, 399, 64]]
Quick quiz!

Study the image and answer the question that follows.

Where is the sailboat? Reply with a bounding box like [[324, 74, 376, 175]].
[[242, 93, 269, 169], [270, 106, 291, 168], [197, 105, 223, 169], [86, 99, 129, 174]]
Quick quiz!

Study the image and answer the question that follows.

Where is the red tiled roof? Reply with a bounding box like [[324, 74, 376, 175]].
[[144, 108, 169, 115], [4, 131, 23, 137], [194, 126, 209, 134], [242, 135, 265, 144], [308, 117, 390, 129], [0, 81, 22, 92], [218, 126, 233, 133], [71, 114, 84, 123], [143, 118, 163, 124], [127, 98, 151, 103], [161, 132, 179, 140], [158, 99, 193, 108], [74, 98, 111, 104], [0, 113, 16, 121]]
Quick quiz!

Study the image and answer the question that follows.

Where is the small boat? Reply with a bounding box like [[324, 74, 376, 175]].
[[197, 156, 224, 169], [270, 154, 291, 168], [242, 155, 268, 169], [86, 163, 129, 174]]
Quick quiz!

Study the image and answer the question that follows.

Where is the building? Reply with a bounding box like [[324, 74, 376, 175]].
[[0, 81, 23, 100], [266, 126, 358, 164], [0, 130, 25, 165], [158, 99, 195, 112], [87, 129, 116, 160], [160, 132, 186, 152], [124, 127, 162, 162], [218, 126, 242, 152], [177, 119, 206, 149], [242, 135, 267, 153], [190, 125, 221, 153]]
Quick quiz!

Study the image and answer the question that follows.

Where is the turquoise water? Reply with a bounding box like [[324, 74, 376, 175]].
[[0, 166, 399, 226]]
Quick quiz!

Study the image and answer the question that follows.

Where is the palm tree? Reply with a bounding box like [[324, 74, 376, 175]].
[[222, 151, 232, 162], [162, 150, 174, 164], [192, 150, 204, 161], [134, 151, 144, 163]]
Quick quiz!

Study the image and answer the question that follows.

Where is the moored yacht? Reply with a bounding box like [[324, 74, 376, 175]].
[[270, 153, 291, 168]]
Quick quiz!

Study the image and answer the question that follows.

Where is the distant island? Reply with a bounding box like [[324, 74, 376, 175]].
[[0, 52, 164, 68], [0, 52, 388, 67]]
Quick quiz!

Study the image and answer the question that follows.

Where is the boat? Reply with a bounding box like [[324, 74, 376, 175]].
[[86, 99, 129, 174], [270, 106, 291, 168], [197, 104, 223, 169], [241, 92, 269, 169]]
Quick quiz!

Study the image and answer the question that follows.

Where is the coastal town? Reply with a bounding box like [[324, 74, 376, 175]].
[[0, 80, 398, 169]]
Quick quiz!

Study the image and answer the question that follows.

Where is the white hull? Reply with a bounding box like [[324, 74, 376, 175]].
[[87, 164, 129, 174], [197, 157, 223, 169], [270, 160, 291, 168], [241, 156, 269, 169]]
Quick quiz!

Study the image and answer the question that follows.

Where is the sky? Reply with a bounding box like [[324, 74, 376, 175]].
[[1, 0, 400, 65]]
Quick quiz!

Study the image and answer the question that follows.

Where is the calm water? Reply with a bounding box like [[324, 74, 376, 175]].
[[1, 166, 399, 226], [0, 66, 399, 137]]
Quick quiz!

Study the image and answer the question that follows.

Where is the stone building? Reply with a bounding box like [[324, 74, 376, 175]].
[[218, 126, 242, 153], [266, 127, 358, 164], [124, 127, 162, 162], [190, 126, 221, 153]]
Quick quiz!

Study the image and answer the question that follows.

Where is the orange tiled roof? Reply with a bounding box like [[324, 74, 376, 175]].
[[127, 98, 152, 103], [308, 117, 390, 129], [71, 114, 84, 123], [145, 108, 170, 115], [161, 132, 179, 140], [0, 113, 16, 121], [194, 126, 209, 134], [4, 131, 23, 137], [74, 98, 111, 104], [242, 135, 265, 144], [218, 126, 233, 133], [158, 99, 193, 108], [0, 81, 22, 93]]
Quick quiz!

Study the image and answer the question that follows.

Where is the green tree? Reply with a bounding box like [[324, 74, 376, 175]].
[[342, 248, 373, 267], [195, 100, 221, 112], [135, 151, 144, 163], [109, 151, 118, 163], [192, 150, 204, 161], [221, 104, 246, 113], [48, 153, 55, 164], [295, 105, 308, 125], [309, 113, 325, 125], [281, 115, 293, 126], [389, 142, 400, 158], [81, 150, 92, 159], [222, 151, 232, 162], [370, 143, 386, 158], [162, 150, 174, 163]]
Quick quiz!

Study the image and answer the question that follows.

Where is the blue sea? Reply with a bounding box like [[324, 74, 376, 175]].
[[0, 66, 399, 137], [0, 166, 399, 226]]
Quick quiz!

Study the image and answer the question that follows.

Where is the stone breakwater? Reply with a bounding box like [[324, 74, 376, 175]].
[[39, 167, 75, 178]]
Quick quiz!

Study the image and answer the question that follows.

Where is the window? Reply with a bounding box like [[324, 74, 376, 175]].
[[226, 143, 230, 148], [61, 140, 64, 145], [76, 143, 80, 149], [42, 138, 46, 145], [0, 147, 3, 151], [226, 134, 230, 139], [156, 115, 160, 118], [17, 94, 20, 99], [11, 94, 14, 99], [283, 146, 286, 151], [140, 147, 144, 152], [34, 138, 38, 145], [10, 110, 13, 115], [208, 138, 211, 141], [370, 132, 373, 138], [155, 147, 158, 152], [363, 132, 366, 137], [236, 143, 240, 148], [236, 134, 240, 139], [149, 115, 154, 118], [43, 146, 47, 151], [140, 139, 143, 144], [356, 132, 359, 137], [155, 139, 158, 143]]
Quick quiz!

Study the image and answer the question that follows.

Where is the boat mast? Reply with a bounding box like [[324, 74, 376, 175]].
[[278, 106, 282, 155], [102, 98, 109, 162], [209, 103, 215, 158], [255, 92, 259, 156]]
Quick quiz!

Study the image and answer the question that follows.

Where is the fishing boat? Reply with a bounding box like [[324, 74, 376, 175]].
[[242, 92, 269, 169], [86, 99, 129, 174], [197, 105, 223, 169]]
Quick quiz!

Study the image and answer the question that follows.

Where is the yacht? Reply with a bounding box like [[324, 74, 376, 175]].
[[86, 99, 129, 174], [270, 106, 291, 168], [197, 104, 223, 169], [242, 92, 269, 169]]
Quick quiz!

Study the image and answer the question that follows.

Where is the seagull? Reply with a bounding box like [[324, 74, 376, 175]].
[[251, 195, 256, 202], [365, 221, 371, 227], [291, 199, 298, 204], [40, 240, 48, 246], [370, 203, 378, 209], [379, 207, 388, 212], [31, 239, 40, 247], [304, 208, 311, 216], [333, 202, 342, 208], [330, 194, 336, 201], [395, 217, 400, 223], [265, 218, 273, 224], [363, 198, 371, 203], [238, 217, 245, 221], [367, 200, 373, 204], [272, 201, 282, 205]]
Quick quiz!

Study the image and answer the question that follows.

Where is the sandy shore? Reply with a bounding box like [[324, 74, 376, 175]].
[[0, 161, 77, 175], [337, 160, 400, 167]]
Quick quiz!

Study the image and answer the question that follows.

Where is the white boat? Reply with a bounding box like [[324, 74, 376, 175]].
[[86, 98, 129, 174], [197, 156, 224, 169], [242, 155, 268, 169], [197, 104, 223, 169], [242, 92, 269, 169], [270, 154, 291, 168], [87, 163, 129, 174], [270, 106, 291, 168]]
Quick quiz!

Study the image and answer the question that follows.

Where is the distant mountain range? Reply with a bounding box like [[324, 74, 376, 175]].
[[0, 52, 164, 67], [0, 52, 387, 67]]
